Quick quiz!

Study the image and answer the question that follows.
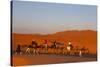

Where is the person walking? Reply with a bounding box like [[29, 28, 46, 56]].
[[16, 44, 21, 54]]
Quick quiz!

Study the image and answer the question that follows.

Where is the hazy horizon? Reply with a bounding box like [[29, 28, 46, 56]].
[[12, 1, 97, 34]]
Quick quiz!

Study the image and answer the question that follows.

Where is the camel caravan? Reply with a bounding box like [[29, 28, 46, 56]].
[[13, 40, 89, 56]]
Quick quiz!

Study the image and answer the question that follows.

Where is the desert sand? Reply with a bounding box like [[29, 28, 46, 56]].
[[12, 54, 97, 66], [11, 30, 97, 66], [12, 30, 97, 53]]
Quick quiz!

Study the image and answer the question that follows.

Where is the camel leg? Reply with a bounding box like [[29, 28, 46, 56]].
[[26, 48, 30, 55]]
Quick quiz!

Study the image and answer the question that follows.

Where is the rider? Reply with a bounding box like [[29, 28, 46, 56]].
[[31, 40, 37, 47], [44, 39, 48, 48], [53, 40, 57, 48], [67, 41, 73, 51]]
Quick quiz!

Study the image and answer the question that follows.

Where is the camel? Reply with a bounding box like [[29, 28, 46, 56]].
[[66, 42, 74, 55], [25, 40, 38, 55], [13, 40, 90, 56]]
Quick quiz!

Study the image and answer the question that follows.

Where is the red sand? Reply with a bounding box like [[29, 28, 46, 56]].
[[12, 30, 97, 66], [12, 54, 97, 66], [12, 30, 97, 54]]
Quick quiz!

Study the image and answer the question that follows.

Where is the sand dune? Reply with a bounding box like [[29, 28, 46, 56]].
[[12, 30, 97, 66], [12, 30, 97, 54]]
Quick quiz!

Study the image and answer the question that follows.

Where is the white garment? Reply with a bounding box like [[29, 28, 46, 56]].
[[79, 50, 82, 57], [67, 46, 71, 51]]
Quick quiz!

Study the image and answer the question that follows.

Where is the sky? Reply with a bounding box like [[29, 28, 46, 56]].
[[12, 1, 97, 34]]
